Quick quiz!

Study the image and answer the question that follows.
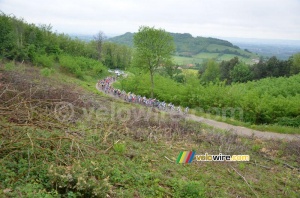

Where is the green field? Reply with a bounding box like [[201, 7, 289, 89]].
[[173, 43, 260, 66], [173, 53, 259, 66], [173, 44, 259, 66], [173, 55, 204, 65]]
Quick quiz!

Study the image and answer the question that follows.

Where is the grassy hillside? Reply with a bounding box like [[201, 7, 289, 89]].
[[109, 32, 260, 66], [1, 61, 299, 197]]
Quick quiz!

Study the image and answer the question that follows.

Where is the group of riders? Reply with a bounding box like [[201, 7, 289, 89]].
[[97, 77, 189, 115]]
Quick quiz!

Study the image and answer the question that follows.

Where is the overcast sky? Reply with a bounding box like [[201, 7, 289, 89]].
[[1, 0, 300, 40]]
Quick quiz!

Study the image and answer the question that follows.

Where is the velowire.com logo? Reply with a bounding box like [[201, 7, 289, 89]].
[[177, 151, 250, 163]]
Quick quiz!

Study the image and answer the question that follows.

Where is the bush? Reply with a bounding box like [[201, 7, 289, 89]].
[[40, 68, 54, 77], [33, 54, 55, 68], [113, 142, 126, 154], [275, 116, 300, 127], [48, 161, 111, 197], [59, 55, 108, 79], [176, 181, 205, 198]]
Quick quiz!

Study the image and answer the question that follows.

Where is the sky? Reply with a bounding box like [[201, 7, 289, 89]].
[[1, 0, 300, 40]]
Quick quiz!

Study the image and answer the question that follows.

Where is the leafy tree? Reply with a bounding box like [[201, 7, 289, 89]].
[[219, 57, 239, 84], [0, 13, 17, 59], [266, 56, 280, 77], [200, 59, 220, 83], [133, 26, 175, 97], [290, 53, 300, 75], [230, 62, 253, 83], [163, 60, 181, 79], [93, 31, 106, 61], [102, 42, 132, 69], [251, 59, 268, 80]]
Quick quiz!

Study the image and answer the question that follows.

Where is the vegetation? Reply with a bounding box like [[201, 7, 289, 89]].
[[203, 55, 297, 84], [133, 26, 175, 98], [1, 63, 299, 197], [116, 70, 300, 130], [1, 12, 300, 197], [0, 12, 131, 72]]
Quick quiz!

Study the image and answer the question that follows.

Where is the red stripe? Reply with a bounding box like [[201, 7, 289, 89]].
[[185, 151, 192, 163]]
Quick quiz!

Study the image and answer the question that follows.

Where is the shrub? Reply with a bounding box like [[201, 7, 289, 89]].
[[33, 54, 54, 67], [40, 68, 54, 77], [176, 181, 205, 198], [113, 142, 126, 154]]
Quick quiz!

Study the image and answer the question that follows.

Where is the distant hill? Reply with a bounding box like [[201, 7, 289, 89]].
[[108, 32, 134, 47], [109, 32, 260, 65]]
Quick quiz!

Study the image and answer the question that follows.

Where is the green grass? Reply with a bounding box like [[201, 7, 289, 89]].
[[207, 44, 232, 52], [217, 54, 255, 65], [173, 51, 259, 66], [173, 55, 203, 65], [182, 69, 199, 75], [207, 44, 255, 57], [194, 52, 219, 59]]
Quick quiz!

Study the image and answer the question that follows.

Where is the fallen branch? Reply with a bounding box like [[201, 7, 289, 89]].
[[247, 160, 271, 170], [230, 165, 258, 198], [283, 162, 299, 171], [104, 140, 120, 153], [164, 156, 174, 163]]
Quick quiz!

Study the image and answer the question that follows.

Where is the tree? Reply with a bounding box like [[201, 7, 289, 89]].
[[230, 62, 253, 83], [133, 26, 175, 98], [266, 56, 280, 77], [93, 31, 106, 61], [164, 60, 181, 79], [219, 57, 239, 84], [251, 59, 268, 80], [200, 59, 220, 83], [0, 13, 17, 59], [290, 53, 300, 75]]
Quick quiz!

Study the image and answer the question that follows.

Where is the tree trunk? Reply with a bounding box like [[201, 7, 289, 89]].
[[150, 70, 154, 98]]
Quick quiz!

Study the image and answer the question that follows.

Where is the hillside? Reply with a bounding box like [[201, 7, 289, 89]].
[[109, 32, 260, 65], [1, 12, 299, 197], [1, 62, 300, 197]]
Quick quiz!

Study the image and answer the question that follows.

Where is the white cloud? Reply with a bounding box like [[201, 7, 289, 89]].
[[1, 0, 299, 40]]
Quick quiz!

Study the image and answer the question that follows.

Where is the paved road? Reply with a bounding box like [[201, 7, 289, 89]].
[[188, 114, 300, 141]]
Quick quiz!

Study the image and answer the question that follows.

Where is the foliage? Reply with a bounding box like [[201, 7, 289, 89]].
[[102, 42, 132, 69], [59, 55, 108, 79], [219, 56, 239, 84], [251, 56, 291, 80], [230, 62, 253, 83], [176, 181, 206, 198], [113, 142, 126, 154], [0, 12, 131, 77], [1, 63, 300, 197], [200, 59, 220, 83], [40, 67, 54, 77], [119, 70, 300, 127], [33, 54, 55, 67], [201, 56, 294, 85], [290, 52, 300, 75], [133, 26, 175, 97]]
